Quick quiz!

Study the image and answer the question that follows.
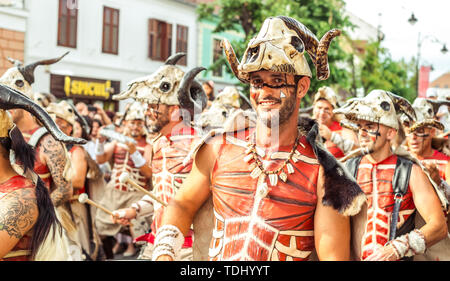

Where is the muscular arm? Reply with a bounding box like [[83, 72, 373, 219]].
[[0, 188, 38, 258], [314, 166, 351, 261], [95, 141, 116, 164], [70, 146, 88, 190], [156, 139, 217, 261], [138, 144, 153, 178], [410, 164, 448, 247], [41, 135, 73, 207]]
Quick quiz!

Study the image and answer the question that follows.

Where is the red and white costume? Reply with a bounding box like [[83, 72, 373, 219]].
[[208, 129, 320, 261], [354, 154, 415, 260]]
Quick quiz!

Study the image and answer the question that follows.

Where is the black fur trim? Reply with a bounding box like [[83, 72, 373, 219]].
[[299, 117, 365, 215]]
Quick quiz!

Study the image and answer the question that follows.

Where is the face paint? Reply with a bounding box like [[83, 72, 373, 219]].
[[280, 91, 286, 99]]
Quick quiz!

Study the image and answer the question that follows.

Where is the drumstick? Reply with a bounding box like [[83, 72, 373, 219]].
[[78, 193, 114, 216], [119, 172, 167, 207]]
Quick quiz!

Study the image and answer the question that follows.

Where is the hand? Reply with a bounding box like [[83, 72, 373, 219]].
[[93, 103, 104, 114], [97, 126, 108, 143], [424, 162, 442, 186], [364, 244, 400, 261], [111, 208, 137, 225], [126, 142, 137, 155], [318, 124, 332, 141], [156, 255, 174, 261]]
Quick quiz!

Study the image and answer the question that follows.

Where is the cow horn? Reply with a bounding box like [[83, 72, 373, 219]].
[[277, 16, 340, 80], [385, 91, 417, 122], [0, 84, 86, 145], [165, 53, 186, 65], [177, 67, 207, 115], [18, 51, 69, 85], [222, 39, 248, 84]]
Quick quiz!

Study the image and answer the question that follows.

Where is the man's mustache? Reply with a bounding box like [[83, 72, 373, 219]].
[[256, 96, 282, 104]]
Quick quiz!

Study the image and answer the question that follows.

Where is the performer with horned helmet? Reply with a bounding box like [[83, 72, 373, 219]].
[[110, 53, 208, 260], [400, 97, 450, 261], [312, 86, 358, 159], [335, 90, 448, 261], [0, 52, 82, 208], [94, 101, 152, 257], [152, 16, 367, 261], [0, 84, 84, 260], [46, 100, 103, 260]]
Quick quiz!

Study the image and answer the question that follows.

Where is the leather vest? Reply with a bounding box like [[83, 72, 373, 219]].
[[209, 129, 320, 261]]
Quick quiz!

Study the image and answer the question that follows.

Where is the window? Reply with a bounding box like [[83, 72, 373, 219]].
[[176, 25, 188, 65], [149, 19, 172, 61], [57, 0, 78, 48], [102, 6, 119, 54], [212, 38, 223, 77]]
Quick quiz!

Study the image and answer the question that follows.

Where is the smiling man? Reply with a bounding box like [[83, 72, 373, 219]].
[[151, 16, 366, 261]]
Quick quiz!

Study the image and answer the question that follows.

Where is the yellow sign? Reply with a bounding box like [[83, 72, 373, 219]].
[[64, 76, 111, 99]]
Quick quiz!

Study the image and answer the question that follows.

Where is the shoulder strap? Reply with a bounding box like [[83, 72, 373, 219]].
[[344, 156, 362, 179], [28, 127, 49, 148], [389, 155, 413, 241]]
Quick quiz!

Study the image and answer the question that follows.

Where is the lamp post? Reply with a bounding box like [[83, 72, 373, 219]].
[[408, 13, 448, 97]]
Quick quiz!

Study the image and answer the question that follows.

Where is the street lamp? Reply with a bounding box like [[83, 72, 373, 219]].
[[408, 13, 447, 97]]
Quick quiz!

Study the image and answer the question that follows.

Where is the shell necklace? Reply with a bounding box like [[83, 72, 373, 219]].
[[244, 129, 303, 198]]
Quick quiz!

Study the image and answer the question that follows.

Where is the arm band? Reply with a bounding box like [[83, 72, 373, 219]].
[[389, 229, 426, 258], [95, 139, 105, 156], [131, 195, 154, 218], [130, 150, 146, 168], [152, 225, 184, 261]]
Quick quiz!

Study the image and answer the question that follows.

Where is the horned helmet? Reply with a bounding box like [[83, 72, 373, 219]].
[[113, 53, 207, 117], [0, 84, 85, 144], [0, 52, 69, 99], [404, 98, 450, 132], [223, 16, 341, 83], [124, 101, 146, 121], [313, 86, 339, 109], [47, 100, 77, 128], [334, 89, 416, 130]]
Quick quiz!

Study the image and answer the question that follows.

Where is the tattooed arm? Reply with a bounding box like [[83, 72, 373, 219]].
[[41, 134, 73, 207], [0, 188, 38, 258]]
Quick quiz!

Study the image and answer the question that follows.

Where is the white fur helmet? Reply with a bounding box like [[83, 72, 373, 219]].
[[222, 16, 341, 83], [334, 89, 416, 130], [313, 86, 338, 108], [46, 100, 77, 126]]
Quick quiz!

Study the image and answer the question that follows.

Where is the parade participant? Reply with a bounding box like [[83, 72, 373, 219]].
[[401, 97, 450, 261], [110, 53, 207, 260], [404, 98, 449, 182], [94, 101, 152, 258], [0, 52, 85, 208], [0, 84, 82, 260], [336, 89, 448, 261], [312, 86, 358, 158], [152, 16, 366, 261], [46, 100, 103, 260]]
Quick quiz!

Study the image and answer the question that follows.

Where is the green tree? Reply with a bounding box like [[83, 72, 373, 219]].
[[359, 41, 416, 102], [197, 0, 355, 106]]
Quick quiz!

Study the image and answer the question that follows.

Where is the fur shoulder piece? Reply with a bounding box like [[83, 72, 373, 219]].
[[299, 116, 366, 216]]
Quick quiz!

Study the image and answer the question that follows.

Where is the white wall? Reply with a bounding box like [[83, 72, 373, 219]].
[[24, 0, 198, 111]]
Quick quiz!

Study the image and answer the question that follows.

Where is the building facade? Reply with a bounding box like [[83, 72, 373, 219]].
[[22, 0, 198, 111]]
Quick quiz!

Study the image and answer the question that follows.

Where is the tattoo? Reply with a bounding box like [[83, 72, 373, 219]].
[[0, 188, 38, 239], [41, 135, 72, 207]]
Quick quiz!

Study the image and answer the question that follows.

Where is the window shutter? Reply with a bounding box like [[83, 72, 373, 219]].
[[148, 19, 157, 59], [166, 23, 172, 60]]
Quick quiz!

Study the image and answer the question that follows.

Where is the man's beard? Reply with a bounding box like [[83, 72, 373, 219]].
[[257, 91, 296, 128], [147, 114, 170, 133]]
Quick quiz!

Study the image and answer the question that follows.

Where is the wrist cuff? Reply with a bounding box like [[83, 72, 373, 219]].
[[130, 151, 146, 168]]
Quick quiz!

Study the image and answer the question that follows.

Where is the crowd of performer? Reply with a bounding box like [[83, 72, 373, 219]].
[[0, 15, 449, 262]]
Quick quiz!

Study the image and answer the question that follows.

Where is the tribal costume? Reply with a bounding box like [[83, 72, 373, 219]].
[[113, 53, 207, 260], [151, 17, 366, 261]]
